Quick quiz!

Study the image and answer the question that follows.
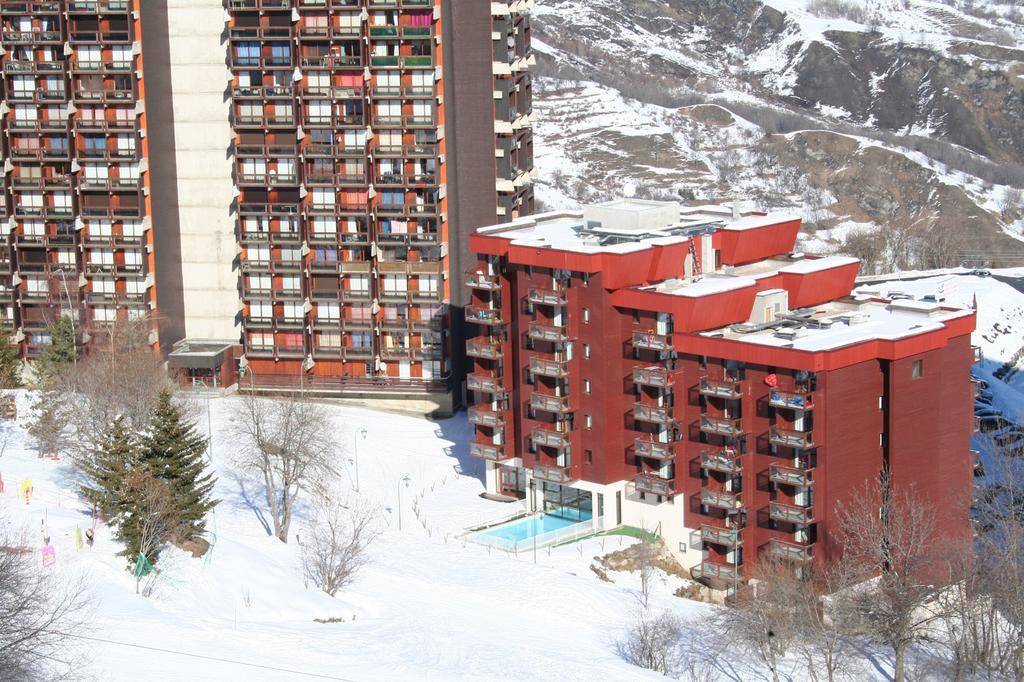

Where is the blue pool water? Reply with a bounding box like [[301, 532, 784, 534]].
[[480, 508, 592, 543]]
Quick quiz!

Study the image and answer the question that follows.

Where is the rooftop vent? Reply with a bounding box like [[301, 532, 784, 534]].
[[838, 312, 871, 326], [774, 327, 807, 341]]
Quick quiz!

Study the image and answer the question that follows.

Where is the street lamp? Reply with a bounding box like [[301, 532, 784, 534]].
[[397, 474, 411, 531], [352, 426, 367, 492], [51, 268, 77, 373]]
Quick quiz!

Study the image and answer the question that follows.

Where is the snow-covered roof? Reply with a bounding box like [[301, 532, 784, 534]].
[[777, 255, 859, 274], [703, 298, 973, 352], [642, 273, 757, 298]]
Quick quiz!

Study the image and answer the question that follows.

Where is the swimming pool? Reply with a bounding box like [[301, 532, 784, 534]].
[[471, 507, 595, 551]]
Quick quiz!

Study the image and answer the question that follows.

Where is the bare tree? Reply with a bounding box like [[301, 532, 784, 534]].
[[299, 496, 378, 597], [56, 317, 170, 466], [118, 470, 178, 596], [831, 472, 950, 682], [619, 607, 684, 676], [711, 553, 802, 682], [230, 392, 340, 543], [0, 515, 90, 681]]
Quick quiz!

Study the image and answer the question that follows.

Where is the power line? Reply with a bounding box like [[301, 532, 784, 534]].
[[45, 630, 359, 681]]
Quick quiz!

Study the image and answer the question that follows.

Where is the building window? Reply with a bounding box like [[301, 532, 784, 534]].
[[584, 379, 591, 394], [585, 449, 592, 464], [583, 344, 590, 359], [912, 359, 923, 379], [585, 415, 592, 429], [583, 308, 590, 324], [582, 272, 589, 287]]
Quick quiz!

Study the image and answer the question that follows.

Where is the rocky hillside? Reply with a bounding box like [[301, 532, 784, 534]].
[[530, 0, 1024, 270]]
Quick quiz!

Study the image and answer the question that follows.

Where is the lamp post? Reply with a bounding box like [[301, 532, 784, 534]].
[[397, 474, 411, 531], [352, 426, 367, 492], [51, 268, 77, 373]]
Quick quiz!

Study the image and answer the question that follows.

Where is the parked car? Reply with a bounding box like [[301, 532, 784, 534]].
[[971, 269, 991, 278]]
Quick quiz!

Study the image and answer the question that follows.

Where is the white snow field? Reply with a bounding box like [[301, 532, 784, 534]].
[[0, 271, 1022, 681]]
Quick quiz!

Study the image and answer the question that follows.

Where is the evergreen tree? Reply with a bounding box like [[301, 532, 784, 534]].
[[139, 390, 218, 541], [34, 316, 77, 386], [80, 416, 139, 519], [0, 332, 21, 388]]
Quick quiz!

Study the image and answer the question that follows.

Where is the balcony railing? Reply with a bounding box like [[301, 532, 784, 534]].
[[769, 538, 813, 562], [465, 306, 502, 326], [695, 524, 742, 548], [632, 330, 672, 352], [529, 356, 568, 378], [635, 473, 675, 497], [701, 489, 742, 511], [527, 321, 570, 343], [469, 442, 510, 462], [468, 405, 504, 429], [769, 426, 814, 449], [700, 415, 744, 437], [769, 464, 814, 488], [633, 366, 673, 388], [769, 501, 814, 525], [467, 373, 503, 396], [532, 464, 574, 484], [633, 436, 675, 461], [700, 447, 741, 474], [769, 389, 813, 411], [530, 393, 572, 414], [466, 338, 502, 360], [634, 402, 672, 425], [526, 287, 566, 306], [465, 271, 501, 291], [531, 427, 571, 449], [693, 561, 741, 583], [699, 377, 743, 400]]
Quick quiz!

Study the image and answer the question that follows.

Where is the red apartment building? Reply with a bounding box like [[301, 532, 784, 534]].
[[0, 0, 156, 360], [466, 199, 977, 588]]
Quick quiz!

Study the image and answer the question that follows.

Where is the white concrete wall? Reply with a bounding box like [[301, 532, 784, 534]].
[[165, 0, 239, 341]]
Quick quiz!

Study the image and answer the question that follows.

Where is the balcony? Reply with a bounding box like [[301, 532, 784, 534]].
[[530, 392, 572, 414], [299, 55, 363, 70], [531, 426, 571, 450], [699, 377, 743, 400], [634, 402, 672, 425], [532, 464, 574, 485], [633, 436, 675, 461], [465, 306, 503, 326], [693, 561, 741, 583], [699, 415, 744, 437], [529, 356, 568, 379], [635, 473, 675, 497], [769, 426, 814, 449], [769, 501, 814, 525], [633, 365, 674, 389], [469, 442, 511, 462], [466, 338, 502, 360], [296, 25, 361, 41], [769, 389, 813, 411], [701, 489, 743, 511], [768, 464, 814, 488], [769, 538, 813, 563], [694, 524, 742, 548], [632, 330, 672, 352], [467, 373, 504, 396], [526, 287, 566, 306], [700, 447, 741, 474], [465, 271, 501, 291], [527, 321, 570, 343], [468, 405, 504, 429]]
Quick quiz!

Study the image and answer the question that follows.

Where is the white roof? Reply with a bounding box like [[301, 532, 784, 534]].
[[777, 255, 860, 274], [722, 213, 801, 231], [646, 274, 757, 298]]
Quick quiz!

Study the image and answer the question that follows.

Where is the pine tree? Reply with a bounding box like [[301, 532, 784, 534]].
[[0, 332, 21, 388], [34, 316, 77, 386], [139, 390, 218, 541], [80, 416, 139, 519]]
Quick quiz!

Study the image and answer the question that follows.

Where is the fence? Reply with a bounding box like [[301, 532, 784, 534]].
[[461, 514, 607, 555]]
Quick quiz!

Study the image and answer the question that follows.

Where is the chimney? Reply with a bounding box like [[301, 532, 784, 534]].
[[732, 201, 741, 220]]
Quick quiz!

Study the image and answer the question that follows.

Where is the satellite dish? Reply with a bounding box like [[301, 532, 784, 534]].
[[623, 183, 636, 198]]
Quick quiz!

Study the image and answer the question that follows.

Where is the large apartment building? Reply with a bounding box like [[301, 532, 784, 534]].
[[0, 0, 156, 359], [147, 0, 536, 413], [466, 199, 977, 588]]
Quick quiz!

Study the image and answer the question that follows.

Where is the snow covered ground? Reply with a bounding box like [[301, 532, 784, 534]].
[[1, 271, 1022, 681]]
